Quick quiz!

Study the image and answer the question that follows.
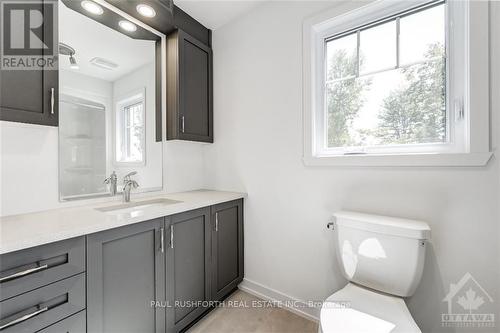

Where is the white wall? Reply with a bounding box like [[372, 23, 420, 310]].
[[205, 1, 500, 331]]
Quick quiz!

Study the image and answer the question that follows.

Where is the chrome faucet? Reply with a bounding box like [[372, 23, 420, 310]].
[[104, 171, 118, 196], [122, 171, 139, 202]]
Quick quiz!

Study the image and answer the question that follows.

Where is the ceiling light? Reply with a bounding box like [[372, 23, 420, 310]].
[[81, 1, 103, 15], [119, 20, 137, 32], [69, 55, 79, 70], [136, 4, 156, 18]]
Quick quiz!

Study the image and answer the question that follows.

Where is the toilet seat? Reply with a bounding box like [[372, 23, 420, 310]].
[[319, 283, 421, 333]]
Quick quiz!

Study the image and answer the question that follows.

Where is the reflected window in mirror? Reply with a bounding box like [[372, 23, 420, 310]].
[[115, 89, 146, 165]]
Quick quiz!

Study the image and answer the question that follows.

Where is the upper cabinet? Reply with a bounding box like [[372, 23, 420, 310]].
[[0, 0, 58, 126], [167, 30, 213, 143]]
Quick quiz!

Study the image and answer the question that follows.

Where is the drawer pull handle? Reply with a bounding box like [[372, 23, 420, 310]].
[[0, 306, 48, 330], [0, 264, 49, 283]]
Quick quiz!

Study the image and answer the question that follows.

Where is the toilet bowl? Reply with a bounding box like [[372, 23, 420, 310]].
[[319, 211, 431, 333]]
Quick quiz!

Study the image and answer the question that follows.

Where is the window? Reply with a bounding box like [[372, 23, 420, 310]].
[[115, 89, 146, 164], [303, 0, 491, 166], [326, 2, 446, 153]]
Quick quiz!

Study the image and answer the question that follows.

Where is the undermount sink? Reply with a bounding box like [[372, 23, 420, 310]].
[[95, 198, 182, 215]]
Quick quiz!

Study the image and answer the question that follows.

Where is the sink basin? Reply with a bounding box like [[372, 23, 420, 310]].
[[96, 198, 182, 215]]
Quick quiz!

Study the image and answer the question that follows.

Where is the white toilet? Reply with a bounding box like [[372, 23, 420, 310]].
[[319, 211, 431, 333]]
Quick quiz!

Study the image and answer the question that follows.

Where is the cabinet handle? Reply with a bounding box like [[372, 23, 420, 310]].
[[215, 212, 219, 232], [0, 306, 48, 330], [170, 225, 174, 249], [0, 264, 48, 283], [160, 227, 165, 253], [181, 116, 185, 133], [50, 88, 55, 115]]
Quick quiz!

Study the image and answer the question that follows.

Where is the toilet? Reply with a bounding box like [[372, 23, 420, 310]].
[[319, 211, 431, 333]]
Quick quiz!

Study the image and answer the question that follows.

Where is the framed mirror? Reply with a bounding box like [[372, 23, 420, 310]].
[[58, 0, 164, 201]]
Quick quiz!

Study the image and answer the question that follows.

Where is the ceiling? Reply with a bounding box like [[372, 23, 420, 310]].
[[59, 3, 155, 82], [175, 1, 265, 30]]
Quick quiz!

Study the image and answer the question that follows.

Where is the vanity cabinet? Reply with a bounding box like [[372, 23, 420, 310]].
[[0, 198, 243, 332], [0, 237, 85, 332], [211, 200, 244, 301], [86, 218, 166, 333], [167, 30, 213, 143], [166, 207, 211, 332], [0, 0, 58, 126]]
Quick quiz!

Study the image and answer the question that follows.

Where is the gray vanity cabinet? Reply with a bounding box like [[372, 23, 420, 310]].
[[211, 200, 244, 301], [167, 30, 213, 143], [166, 207, 211, 332], [0, 0, 58, 126], [86, 218, 166, 333]]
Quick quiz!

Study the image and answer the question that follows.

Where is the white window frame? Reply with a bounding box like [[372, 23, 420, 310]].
[[114, 88, 146, 166], [303, 0, 492, 166]]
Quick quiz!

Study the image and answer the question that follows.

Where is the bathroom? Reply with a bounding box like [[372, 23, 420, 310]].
[[0, 0, 499, 332]]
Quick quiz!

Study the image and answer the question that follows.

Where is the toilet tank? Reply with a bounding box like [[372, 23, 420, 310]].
[[334, 211, 431, 297]]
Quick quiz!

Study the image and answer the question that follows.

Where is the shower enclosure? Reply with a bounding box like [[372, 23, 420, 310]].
[[59, 94, 107, 199]]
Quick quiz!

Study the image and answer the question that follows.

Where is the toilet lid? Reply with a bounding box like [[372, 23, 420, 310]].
[[320, 283, 421, 333]]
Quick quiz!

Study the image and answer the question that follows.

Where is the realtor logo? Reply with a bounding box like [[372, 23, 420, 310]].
[[0, 0, 57, 70], [442, 272, 495, 329]]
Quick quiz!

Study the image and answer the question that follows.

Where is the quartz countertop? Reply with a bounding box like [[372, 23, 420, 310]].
[[0, 190, 246, 254]]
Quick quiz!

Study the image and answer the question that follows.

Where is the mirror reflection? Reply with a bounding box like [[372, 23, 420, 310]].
[[58, 2, 163, 201]]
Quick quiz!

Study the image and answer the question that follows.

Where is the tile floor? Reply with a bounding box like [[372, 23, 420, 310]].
[[187, 290, 318, 333]]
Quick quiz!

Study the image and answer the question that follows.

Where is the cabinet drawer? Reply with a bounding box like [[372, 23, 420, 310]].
[[0, 237, 85, 301], [0, 273, 85, 333], [36, 310, 86, 333]]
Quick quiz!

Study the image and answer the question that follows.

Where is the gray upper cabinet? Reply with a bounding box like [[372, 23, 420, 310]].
[[86, 218, 166, 333], [166, 207, 211, 332], [0, 0, 58, 126], [167, 30, 213, 143], [211, 200, 244, 301]]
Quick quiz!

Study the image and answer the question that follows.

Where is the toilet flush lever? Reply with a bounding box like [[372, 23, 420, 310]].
[[327, 222, 335, 230]]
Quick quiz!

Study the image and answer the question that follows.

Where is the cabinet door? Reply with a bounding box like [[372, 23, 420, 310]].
[[87, 218, 166, 333], [166, 208, 211, 332], [0, 0, 58, 126], [211, 199, 244, 301], [167, 30, 213, 142]]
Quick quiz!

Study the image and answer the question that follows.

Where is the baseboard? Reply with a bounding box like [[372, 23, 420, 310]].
[[238, 278, 320, 322]]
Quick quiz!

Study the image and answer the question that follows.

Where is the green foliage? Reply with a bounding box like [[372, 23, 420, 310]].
[[327, 50, 370, 147], [375, 43, 446, 144]]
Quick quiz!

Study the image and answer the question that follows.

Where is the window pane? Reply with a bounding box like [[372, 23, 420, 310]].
[[116, 100, 144, 163], [326, 33, 357, 81], [400, 4, 445, 66], [359, 20, 396, 75], [327, 58, 446, 148]]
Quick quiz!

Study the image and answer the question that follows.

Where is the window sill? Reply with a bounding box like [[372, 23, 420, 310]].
[[303, 152, 493, 167]]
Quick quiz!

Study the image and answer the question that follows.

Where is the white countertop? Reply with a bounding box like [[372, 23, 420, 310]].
[[0, 190, 246, 255]]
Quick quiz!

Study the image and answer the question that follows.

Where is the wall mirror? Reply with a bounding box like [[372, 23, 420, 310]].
[[58, 0, 163, 201]]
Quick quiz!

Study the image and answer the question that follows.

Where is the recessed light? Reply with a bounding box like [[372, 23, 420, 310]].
[[81, 0, 103, 15], [136, 4, 156, 18], [119, 20, 137, 32]]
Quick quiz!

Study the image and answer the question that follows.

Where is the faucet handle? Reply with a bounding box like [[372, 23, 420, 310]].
[[124, 171, 137, 178], [104, 171, 117, 184]]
